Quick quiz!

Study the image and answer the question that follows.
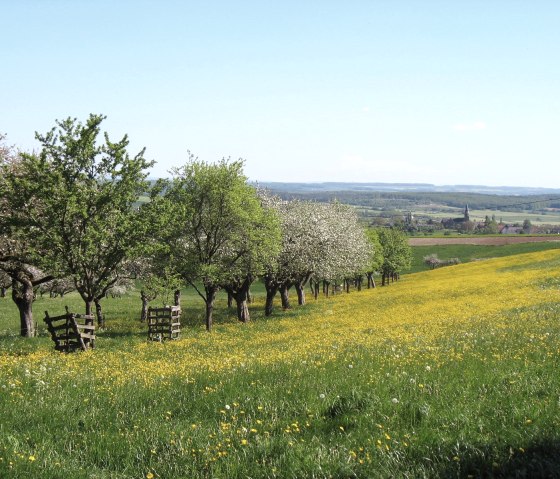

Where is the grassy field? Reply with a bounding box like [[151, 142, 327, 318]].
[[409, 241, 560, 274], [1, 250, 560, 478], [357, 206, 560, 226], [416, 208, 560, 225]]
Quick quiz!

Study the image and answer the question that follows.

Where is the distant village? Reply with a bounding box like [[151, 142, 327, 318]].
[[380, 205, 560, 235]]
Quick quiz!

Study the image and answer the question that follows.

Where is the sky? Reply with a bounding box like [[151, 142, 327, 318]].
[[1, 1, 559, 187]]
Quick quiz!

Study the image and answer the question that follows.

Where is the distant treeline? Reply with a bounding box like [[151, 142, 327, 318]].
[[267, 190, 560, 213]]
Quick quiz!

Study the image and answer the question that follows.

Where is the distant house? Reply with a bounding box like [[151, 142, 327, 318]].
[[499, 225, 523, 234]]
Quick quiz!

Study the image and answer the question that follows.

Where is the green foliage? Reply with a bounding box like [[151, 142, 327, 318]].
[[156, 156, 281, 328], [482, 215, 499, 234], [376, 228, 412, 275], [2, 114, 153, 313], [365, 229, 384, 273]]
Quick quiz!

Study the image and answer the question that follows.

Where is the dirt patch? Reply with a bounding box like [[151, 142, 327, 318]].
[[409, 236, 560, 246]]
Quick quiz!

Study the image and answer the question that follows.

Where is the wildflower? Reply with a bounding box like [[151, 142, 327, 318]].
[[319, 393, 326, 399], [146, 473, 154, 479], [391, 398, 399, 404], [225, 404, 231, 410], [425, 365, 431, 371], [28, 455, 36, 462]]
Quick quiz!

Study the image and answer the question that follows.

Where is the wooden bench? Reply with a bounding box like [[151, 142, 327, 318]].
[[44, 307, 95, 352], [147, 305, 181, 341]]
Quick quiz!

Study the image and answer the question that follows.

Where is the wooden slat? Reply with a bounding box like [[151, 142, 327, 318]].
[[78, 333, 96, 340], [44, 314, 70, 322], [75, 324, 95, 331]]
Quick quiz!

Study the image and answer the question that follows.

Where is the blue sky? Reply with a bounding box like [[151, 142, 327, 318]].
[[2, 1, 559, 187]]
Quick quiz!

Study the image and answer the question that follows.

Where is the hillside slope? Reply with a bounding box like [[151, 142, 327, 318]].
[[1, 250, 559, 478]]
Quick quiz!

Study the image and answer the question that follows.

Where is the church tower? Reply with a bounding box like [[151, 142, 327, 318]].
[[464, 204, 470, 221]]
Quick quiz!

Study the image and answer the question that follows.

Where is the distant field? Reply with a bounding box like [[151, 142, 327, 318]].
[[409, 240, 560, 274], [357, 206, 560, 226], [421, 208, 560, 226], [410, 235, 560, 246]]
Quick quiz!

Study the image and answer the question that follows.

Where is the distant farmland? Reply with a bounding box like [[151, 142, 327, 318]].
[[409, 235, 560, 246]]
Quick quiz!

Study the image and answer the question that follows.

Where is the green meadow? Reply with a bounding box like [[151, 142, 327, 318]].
[[1, 249, 559, 478]]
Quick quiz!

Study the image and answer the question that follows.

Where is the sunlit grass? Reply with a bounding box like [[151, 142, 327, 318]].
[[1, 250, 559, 477]]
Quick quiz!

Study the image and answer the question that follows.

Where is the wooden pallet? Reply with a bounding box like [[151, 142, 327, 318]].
[[44, 307, 95, 352], [147, 305, 181, 341]]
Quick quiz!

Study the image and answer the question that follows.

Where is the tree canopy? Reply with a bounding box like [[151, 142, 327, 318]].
[[1, 115, 153, 325], [155, 156, 281, 330]]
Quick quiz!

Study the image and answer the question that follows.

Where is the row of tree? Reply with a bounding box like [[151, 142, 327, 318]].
[[0, 115, 412, 336]]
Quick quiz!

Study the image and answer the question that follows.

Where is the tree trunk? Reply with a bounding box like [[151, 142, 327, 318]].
[[247, 287, 252, 304], [12, 280, 35, 337], [309, 279, 320, 300], [1, 286, 6, 298], [140, 290, 149, 322], [279, 284, 291, 310], [174, 289, 181, 307], [85, 299, 93, 316], [264, 285, 278, 317], [94, 298, 104, 328], [236, 296, 250, 323], [295, 283, 305, 306], [345, 279, 350, 294], [205, 286, 217, 332], [229, 282, 251, 323], [324, 280, 330, 297], [227, 292, 233, 308], [356, 276, 362, 292]]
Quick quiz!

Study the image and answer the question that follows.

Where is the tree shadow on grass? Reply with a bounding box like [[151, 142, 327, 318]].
[[434, 438, 560, 479]]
